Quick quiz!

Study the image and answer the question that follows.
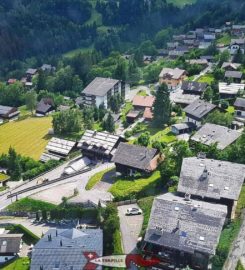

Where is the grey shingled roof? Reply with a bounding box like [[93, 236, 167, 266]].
[[184, 100, 216, 120], [144, 193, 227, 255], [181, 81, 208, 93], [225, 71, 243, 79], [112, 142, 158, 171], [172, 122, 196, 131], [191, 123, 242, 150], [0, 105, 15, 116], [31, 228, 103, 270], [0, 234, 23, 254], [178, 157, 245, 201], [234, 97, 245, 109], [82, 77, 119, 97]]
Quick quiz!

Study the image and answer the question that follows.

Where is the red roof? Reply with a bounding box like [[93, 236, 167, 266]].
[[143, 107, 153, 120], [132, 95, 155, 108], [7, 79, 17, 84]]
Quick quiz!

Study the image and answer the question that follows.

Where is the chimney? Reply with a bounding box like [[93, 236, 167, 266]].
[[201, 167, 208, 181], [184, 193, 191, 201], [60, 240, 63, 247], [56, 230, 58, 237]]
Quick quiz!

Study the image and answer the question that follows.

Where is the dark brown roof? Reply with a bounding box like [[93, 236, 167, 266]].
[[234, 97, 245, 109], [112, 143, 159, 172]]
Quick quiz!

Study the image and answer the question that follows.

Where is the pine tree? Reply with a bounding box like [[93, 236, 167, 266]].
[[25, 90, 37, 115], [153, 83, 171, 127], [36, 69, 46, 91], [8, 147, 22, 181], [103, 113, 115, 133]]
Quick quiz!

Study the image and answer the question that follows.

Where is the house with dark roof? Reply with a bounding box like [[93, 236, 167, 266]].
[[234, 97, 245, 118], [221, 62, 241, 71], [143, 193, 227, 270], [181, 81, 208, 96], [81, 77, 129, 109], [36, 98, 55, 116], [30, 228, 103, 270], [0, 233, 23, 264], [112, 143, 160, 175], [171, 122, 196, 135], [78, 130, 124, 160], [178, 157, 245, 218], [26, 68, 38, 82], [225, 71, 243, 83], [159, 68, 187, 90], [40, 64, 56, 73], [0, 105, 20, 120], [126, 110, 141, 124], [183, 100, 216, 127], [191, 123, 242, 150]]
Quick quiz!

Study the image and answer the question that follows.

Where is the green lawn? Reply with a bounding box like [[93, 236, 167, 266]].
[[217, 33, 231, 46], [18, 105, 31, 117], [149, 127, 176, 144], [167, 0, 196, 7], [7, 198, 57, 212], [109, 171, 161, 200], [0, 117, 52, 160], [236, 185, 245, 218], [197, 74, 215, 84], [85, 168, 114, 190], [137, 90, 147, 96], [63, 47, 93, 58], [121, 101, 133, 116], [138, 196, 154, 236], [227, 106, 235, 114], [2, 257, 30, 270], [0, 173, 9, 182]]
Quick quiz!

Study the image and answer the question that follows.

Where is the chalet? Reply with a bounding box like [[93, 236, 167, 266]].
[[221, 62, 241, 71], [77, 130, 123, 160], [171, 122, 196, 135], [183, 100, 216, 127], [143, 193, 227, 270], [7, 79, 16, 85], [230, 39, 245, 55], [40, 64, 55, 72], [157, 49, 168, 57], [112, 143, 159, 176], [57, 105, 70, 112], [173, 35, 186, 42], [199, 42, 211, 49], [126, 110, 141, 124], [204, 33, 216, 42], [191, 123, 242, 150], [168, 50, 185, 59], [26, 68, 38, 81], [200, 55, 214, 62], [187, 59, 208, 66], [159, 68, 187, 90], [195, 28, 204, 39], [81, 77, 128, 109], [0, 105, 20, 120], [219, 82, 245, 98], [36, 98, 55, 116], [40, 138, 76, 162], [143, 107, 154, 121], [170, 90, 200, 107], [30, 228, 103, 270], [178, 157, 245, 218], [0, 233, 23, 264], [183, 39, 199, 47], [231, 25, 245, 36], [181, 81, 208, 95], [167, 42, 179, 50], [234, 97, 245, 118], [143, 55, 154, 64], [225, 71, 243, 83]]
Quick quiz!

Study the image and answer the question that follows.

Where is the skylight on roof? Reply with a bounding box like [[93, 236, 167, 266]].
[[174, 207, 180, 211], [199, 236, 205, 241]]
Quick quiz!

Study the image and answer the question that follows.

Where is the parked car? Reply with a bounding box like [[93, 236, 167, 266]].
[[126, 207, 142, 216]]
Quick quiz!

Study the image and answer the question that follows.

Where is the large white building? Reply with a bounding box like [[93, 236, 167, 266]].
[[81, 77, 129, 108]]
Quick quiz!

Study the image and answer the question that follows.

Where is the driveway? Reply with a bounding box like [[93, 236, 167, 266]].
[[118, 204, 143, 254]]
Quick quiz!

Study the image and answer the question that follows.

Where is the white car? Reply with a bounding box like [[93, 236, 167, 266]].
[[126, 207, 142, 216]]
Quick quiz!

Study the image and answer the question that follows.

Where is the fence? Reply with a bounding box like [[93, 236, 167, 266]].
[[7, 167, 92, 199]]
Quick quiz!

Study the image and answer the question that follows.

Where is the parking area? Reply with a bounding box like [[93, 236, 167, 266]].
[[117, 204, 143, 254]]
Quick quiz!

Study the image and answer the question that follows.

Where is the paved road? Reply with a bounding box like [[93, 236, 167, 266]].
[[224, 214, 245, 270], [118, 204, 143, 254], [0, 162, 114, 209]]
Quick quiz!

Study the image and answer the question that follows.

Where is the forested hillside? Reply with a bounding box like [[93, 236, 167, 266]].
[[1, 0, 245, 77]]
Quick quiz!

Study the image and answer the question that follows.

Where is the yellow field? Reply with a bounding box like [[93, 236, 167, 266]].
[[0, 117, 52, 160]]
